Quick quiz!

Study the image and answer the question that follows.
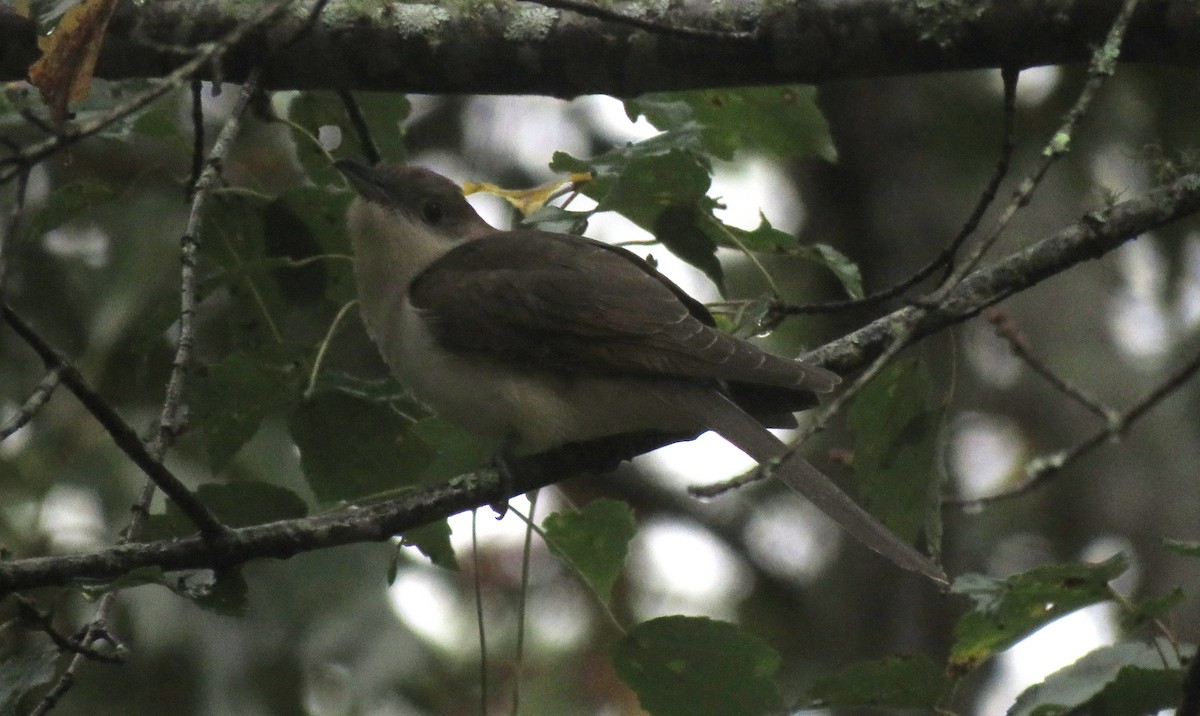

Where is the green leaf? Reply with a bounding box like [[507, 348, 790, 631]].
[[1163, 538, 1200, 557], [949, 555, 1128, 671], [542, 498, 636, 598], [349, 92, 411, 163], [808, 654, 951, 710], [0, 632, 61, 716], [652, 203, 724, 291], [192, 350, 303, 471], [140, 481, 310, 542], [73, 565, 251, 617], [288, 91, 411, 185], [627, 86, 835, 162], [130, 105, 184, 140], [262, 188, 357, 305], [287, 92, 346, 187], [289, 391, 434, 504], [806, 243, 865, 299], [399, 520, 457, 571], [26, 180, 117, 239], [848, 359, 945, 546], [409, 416, 496, 485], [1008, 640, 1191, 716], [1118, 588, 1184, 631], [552, 144, 723, 287], [613, 616, 782, 716]]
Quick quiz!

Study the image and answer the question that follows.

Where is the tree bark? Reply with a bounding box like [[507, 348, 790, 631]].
[[1, 0, 1199, 96]]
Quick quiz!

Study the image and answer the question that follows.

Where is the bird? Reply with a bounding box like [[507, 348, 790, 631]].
[[335, 159, 946, 585]]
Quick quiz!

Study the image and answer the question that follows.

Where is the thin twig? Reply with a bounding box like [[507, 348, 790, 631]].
[[0, 158, 31, 295], [0, 367, 64, 440], [0, 0, 296, 186], [778, 65, 1020, 317], [303, 299, 358, 400], [518, 0, 753, 41], [188, 79, 205, 197], [24, 66, 266, 716], [14, 595, 125, 664], [0, 305, 229, 542], [511, 490, 539, 716], [337, 90, 381, 165], [472, 511, 489, 715], [986, 308, 1117, 423], [160, 66, 263, 454], [949, 342, 1200, 508], [924, 0, 1141, 304]]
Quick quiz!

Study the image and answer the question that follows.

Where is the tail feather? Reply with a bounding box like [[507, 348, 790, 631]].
[[690, 390, 947, 586]]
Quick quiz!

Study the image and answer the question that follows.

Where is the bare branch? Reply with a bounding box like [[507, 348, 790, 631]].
[[949, 341, 1200, 508], [985, 308, 1117, 422], [0, 305, 230, 543], [0, 366, 64, 440]]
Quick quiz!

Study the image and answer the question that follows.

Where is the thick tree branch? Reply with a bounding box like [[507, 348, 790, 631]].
[[0, 0, 1198, 95], [3, 170, 1200, 595]]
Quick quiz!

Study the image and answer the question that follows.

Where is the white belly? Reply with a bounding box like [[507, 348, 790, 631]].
[[373, 300, 699, 453]]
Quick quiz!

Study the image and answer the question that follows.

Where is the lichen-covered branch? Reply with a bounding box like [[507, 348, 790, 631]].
[[0, 0, 1198, 96]]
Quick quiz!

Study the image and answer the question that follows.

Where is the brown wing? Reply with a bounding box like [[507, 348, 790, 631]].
[[408, 230, 839, 395]]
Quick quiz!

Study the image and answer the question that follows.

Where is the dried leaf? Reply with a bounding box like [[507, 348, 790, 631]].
[[463, 173, 591, 216], [27, 0, 120, 123]]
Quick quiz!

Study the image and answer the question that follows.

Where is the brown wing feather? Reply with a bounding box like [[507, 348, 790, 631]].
[[409, 230, 839, 394]]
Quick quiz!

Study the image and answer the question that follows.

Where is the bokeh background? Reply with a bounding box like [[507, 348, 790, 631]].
[[3, 62, 1200, 714]]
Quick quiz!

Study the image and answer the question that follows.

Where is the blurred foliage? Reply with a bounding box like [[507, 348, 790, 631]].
[[0, 50, 1198, 716]]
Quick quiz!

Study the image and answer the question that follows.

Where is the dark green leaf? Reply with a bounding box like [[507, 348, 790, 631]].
[[1164, 539, 1200, 557], [74, 567, 172, 598], [262, 188, 357, 305], [289, 391, 434, 504], [399, 520, 457, 571], [192, 350, 303, 471], [808, 654, 951, 710], [140, 481, 310, 542], [653, 203, 724, 291], [187, 569, 250, 618], [848, 359, 945, 546], [949, 556, 1128, 671], [552, 144, 721, 286], [1009, 640, 1190, 716], [805, 243, 865, 299], [130, 105, 183, 139], [350, 92, 411, 163], [1119, 588, 1184, 631], [287, 92, 345, 186], [26, 181, 117, 239], [289, 92, 411, 184], [409, 417, 495, 485], [627, 86, 835, 162], [0, 632, 61, 716], [613, 616, 782, 716], [542, 498, 636, 598]]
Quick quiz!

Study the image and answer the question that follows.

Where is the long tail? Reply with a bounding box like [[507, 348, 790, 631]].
[[691, 390, 948, 586]]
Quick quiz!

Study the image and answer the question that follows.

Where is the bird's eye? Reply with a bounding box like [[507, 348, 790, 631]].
[[421, 200, 444, 225]]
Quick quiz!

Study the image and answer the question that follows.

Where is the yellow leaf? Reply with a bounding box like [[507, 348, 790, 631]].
[[27, 0, 120, 123], [462, 173, 592, 215]]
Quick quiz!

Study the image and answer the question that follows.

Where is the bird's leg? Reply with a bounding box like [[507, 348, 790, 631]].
[[488, 432, 520, 517]]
